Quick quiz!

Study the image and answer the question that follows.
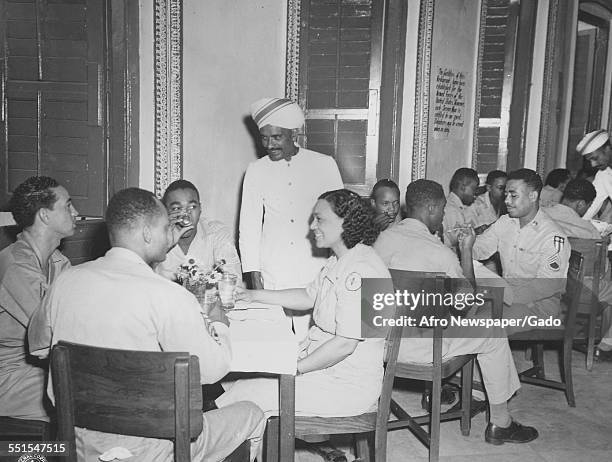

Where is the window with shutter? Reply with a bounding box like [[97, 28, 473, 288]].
[[475, 0, 509, 174], [298, 0, 383, 195], [0, 0, 105, 216]]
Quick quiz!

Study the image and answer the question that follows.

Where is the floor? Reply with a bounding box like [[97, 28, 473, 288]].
[[294, 348, 612, 462]]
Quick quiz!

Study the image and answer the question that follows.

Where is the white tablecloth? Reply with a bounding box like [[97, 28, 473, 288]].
[[227, 302, 298, 375]]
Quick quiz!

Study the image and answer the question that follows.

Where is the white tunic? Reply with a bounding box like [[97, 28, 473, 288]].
[[238, 148, 343, 289], [584, 167, 612, 219]]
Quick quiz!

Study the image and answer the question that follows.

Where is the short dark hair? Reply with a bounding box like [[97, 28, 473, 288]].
[[545, 168, 571, 188], [405, 179, 445, 212], [106, 188, 164, 236], [371, 179, 400, 199], [507, 168, 543, 194], [562, 179, 596, 203], [9, 176, 60, 228], [162, 179, 200, 205], [485, 170, 507, 185], [319, 189, 379, 248], [449, 168, 479, 192]]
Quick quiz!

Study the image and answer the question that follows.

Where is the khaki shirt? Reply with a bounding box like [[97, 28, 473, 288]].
[[472, 210, 570, 304], [304, 244, 390, 391], [542, 204, 601, 240], [539, 185, 563, 208], [470, 193, 501, 228], [374, 218, 465, 278], [0, 232, 70, 421], [443, 192, 477, 247]]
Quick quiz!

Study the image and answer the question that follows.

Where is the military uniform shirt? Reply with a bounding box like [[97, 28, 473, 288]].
[[472, 210, 570, 305]]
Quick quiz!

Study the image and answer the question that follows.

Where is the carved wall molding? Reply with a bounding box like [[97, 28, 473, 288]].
[[285, 0, 301, 102], [472, 0, 488, 169], [537, 0, 559, 176], [154, 0, 183, 197], [412, 0, 435, 180]]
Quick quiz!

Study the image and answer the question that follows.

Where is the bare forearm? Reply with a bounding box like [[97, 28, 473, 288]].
[[251, 288, 314, 310], [298, 336, 359, 374]]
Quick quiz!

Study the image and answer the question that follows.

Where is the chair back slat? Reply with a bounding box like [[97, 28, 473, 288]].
[[478, 285, 504, 319], [567, 237, 607, 309], [174, 357, 192, 462], [51, 341, 203, 442], [389, 270, 448, 327], [564, 250, 585, 346]]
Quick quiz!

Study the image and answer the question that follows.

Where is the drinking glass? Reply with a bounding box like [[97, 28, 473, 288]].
[[218, 274, 237, 309]]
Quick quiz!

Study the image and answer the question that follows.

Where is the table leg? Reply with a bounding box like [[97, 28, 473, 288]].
[[279, 374, 295, 462]]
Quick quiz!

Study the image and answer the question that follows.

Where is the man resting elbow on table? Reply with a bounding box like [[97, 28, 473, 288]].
[[217, 189, 393, 427], [27, 188, 263, 462]]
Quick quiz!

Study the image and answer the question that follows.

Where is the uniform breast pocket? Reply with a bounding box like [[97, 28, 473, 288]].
[[521, 247, 554, 273]]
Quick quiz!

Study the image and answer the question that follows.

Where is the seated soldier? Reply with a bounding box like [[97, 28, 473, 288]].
[[370, 179, 401, 231], [443, 168, 479, 246], [0, 176, 76, 423], [28, 188, 263, 461], [471, 170, 507, 233], [543, 180, 612, 362], [540, 168, 571, 208], [542, 179, 601, 240], [373, 179, 538, 445], [470, 169, 570, 334], [156, 180, 242, 280]]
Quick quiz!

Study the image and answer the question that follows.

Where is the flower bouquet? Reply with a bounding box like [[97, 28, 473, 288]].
[[176, 258, 226, 308]]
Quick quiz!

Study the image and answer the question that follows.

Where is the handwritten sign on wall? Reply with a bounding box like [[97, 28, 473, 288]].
[[433, 66, 467, 139]]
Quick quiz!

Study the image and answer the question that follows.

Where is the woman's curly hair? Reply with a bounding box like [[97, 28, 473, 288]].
[[319, 189, 380, 248], [9, 176, 60, 228]]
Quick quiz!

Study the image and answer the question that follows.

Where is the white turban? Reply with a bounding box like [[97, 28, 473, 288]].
[[250, 98, 305, 130], [576, 129, 610, 156]]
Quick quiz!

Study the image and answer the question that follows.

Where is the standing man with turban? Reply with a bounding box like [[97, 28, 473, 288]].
[[240, 98, 343, 339], [577, 130, 612, 220]]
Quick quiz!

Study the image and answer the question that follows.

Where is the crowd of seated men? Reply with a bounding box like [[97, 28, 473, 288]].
[[2, 97, 612, 461]]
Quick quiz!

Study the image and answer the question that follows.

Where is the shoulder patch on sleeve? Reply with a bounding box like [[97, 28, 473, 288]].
[[548, 253, 561, 271], [345, 272, 362, 291], [553, 235, 565, 253]]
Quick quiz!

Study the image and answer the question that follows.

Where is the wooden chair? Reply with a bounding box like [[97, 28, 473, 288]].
[[0, 416, 50, 441], [386, 270, 476, 462], [567, 236, 609, 370], [507, 250, 585, 407], [263, 299, 404, 462], [50, 341, 203, 462]]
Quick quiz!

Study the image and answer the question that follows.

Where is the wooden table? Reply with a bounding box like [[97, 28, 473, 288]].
[[227, 303, 298, 462]]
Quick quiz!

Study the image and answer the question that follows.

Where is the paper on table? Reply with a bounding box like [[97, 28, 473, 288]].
[[229, 304, 297, 375], [226, 306, 280, 321], [230, 299, 270, 310]]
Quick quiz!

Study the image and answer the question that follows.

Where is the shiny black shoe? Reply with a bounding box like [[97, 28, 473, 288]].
[[485, 420, 539, 445], [594, 347, 612, 362], [421, 384, 458, 411], [447, 398, 487, 417]]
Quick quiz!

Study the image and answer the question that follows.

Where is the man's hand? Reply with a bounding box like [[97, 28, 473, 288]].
[[248, 271, 264, 290], [234, 285, 253, 304], [457, 226, 476, 252], [169, 215, 194, 248], [373, 213, 394, 231]]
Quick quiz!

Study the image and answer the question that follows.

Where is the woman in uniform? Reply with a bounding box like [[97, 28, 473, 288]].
[[216, 188, 393, 421]]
